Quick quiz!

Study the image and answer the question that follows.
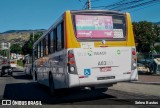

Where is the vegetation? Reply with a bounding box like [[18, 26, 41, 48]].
[[22, 32, 43, 55], [0, 29, 45, 48], [155, 45, 160, 53], [0, 50, 8, 57], [0, 32, 30, 45], [17, 59, 23, 67], [0, 30, 44, 58], [133, 21, 160, 53], [10, 43, 22, 54]]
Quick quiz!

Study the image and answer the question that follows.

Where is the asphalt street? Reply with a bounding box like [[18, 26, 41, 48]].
[[0, 68, 159, 108]]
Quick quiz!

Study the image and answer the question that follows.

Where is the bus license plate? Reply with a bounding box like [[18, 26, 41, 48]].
[[100, 67, 111, 72]]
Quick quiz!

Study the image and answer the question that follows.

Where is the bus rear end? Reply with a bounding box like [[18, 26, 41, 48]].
[[65, 10, 138, 88]]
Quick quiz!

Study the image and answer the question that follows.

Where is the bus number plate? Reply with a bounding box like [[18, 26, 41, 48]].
[[100, 67, 111, 72]]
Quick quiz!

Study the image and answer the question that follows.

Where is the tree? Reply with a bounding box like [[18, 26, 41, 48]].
[[155, 45, 160, 53], [10, 43, 22, 54], [133, 21, 159, 53], [0, 50, 7, 57], [154, 24, 160, 42], [22, 32, 43, 55]]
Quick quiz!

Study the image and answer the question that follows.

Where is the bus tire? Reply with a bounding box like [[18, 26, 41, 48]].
[[35, 72, 37, 81], [49, 73, 55, 96]]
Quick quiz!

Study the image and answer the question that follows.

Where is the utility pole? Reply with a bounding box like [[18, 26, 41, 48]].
[[87, 0, 91, 10], [8, 43, 10, 59], [31, 31, 34, 74]]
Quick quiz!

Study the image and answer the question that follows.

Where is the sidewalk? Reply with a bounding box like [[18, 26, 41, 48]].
[[132, 74, 160, 85], [110, 75, 160, 97]]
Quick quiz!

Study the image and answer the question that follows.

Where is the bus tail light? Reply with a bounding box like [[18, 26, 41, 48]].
[[68, 53, 74, 58], [131, 48, 137, 70], [68, 50, 77, 74], [132, 51, 136, 55], [68, 61, 75, 65]]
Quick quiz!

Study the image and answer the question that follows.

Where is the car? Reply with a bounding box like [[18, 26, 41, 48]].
[[137, 63, 150, 73], [10, 59, 17, 70], [0, 57, 13, 77]]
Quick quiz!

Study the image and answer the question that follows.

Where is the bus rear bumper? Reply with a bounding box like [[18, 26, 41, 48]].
[[68, 74, 117, 88], [68, 70, 138, 88]]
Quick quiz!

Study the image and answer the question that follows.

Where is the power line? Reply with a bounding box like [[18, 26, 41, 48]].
[[82, 2, 88, 9], [130, 2, 160, 14], [91, 0, 100, 2], [109, 0, 145, 10], [78, 0, 87, 10], [80, 0, 91, 10], [92, 0, 127, 9], [92, 0, 160, 11], [78, 0, 86, 6], [117, 0, 160, 11]]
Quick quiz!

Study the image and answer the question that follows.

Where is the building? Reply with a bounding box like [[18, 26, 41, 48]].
[[0, 42, 11, 58], [0, 42, 10, 50]]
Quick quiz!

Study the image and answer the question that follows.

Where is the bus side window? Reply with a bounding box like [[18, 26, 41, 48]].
[[41, 40, 43, 57], [38, 42, 41, 58], [45, 36, 49, 55], [43, 38, 46, 56], [61, 21, 64, 49], [34, 45, 37, 60], [50, 30, 55, 53], [54, 29, 57, 51], [48, 33, 51, 54], [57, 21, 64, 51]]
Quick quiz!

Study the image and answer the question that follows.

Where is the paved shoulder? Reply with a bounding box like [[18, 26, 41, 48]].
[[110, 82, 160, 97]]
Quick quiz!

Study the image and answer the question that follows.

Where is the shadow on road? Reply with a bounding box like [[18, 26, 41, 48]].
[[12, 74, 32, 80], [0, 75, 12, 78], [11, 71, 32, 80], [3, 82, 116, 104]]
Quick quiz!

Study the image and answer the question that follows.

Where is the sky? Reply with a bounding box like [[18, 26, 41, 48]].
[[0, 0, 160, 33]]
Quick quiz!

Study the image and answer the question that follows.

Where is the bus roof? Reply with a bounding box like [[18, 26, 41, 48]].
[[70, 10, 126, 15]]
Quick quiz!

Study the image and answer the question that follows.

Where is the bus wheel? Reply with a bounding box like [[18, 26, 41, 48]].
[[35, 72, 37, 81], [49, 73, 55, 96]]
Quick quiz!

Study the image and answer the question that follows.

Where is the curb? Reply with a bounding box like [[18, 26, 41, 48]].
[[131, 81, 160, 85]]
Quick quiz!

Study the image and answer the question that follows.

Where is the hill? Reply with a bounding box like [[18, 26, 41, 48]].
[[156, 22, 160, 24], [0, 29, 46, 45], [155, 22, 160, 26]]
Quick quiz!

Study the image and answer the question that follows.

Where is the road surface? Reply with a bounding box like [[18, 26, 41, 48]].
[[0, 68, 159, 107]]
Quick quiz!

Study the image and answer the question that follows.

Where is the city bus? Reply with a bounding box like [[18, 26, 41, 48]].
[[32, 10, 138, 95]]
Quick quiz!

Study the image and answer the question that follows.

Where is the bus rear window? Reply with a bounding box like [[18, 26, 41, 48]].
[[74, 14, 126, 40]]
